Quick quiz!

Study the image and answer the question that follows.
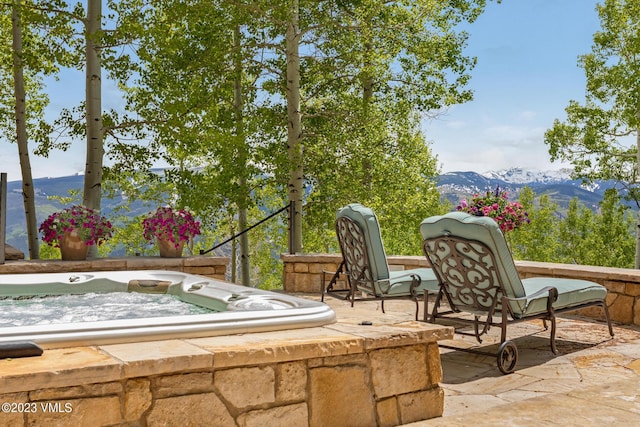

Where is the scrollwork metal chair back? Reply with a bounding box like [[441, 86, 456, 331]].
[[335, 216, 376, 296], [423, 234, 507, 339], [424, 235, 503, 317]]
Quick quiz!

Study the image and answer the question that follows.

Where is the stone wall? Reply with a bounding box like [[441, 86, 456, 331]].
[[0, 325, 449, 426], [517, 260, 640, 326], [0, 255, 229, 281], [282, 253, 640, 326], [282, 253, 431, 294]]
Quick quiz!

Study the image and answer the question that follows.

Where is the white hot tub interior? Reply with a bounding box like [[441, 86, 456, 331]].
[[0, 270, 336, 352]]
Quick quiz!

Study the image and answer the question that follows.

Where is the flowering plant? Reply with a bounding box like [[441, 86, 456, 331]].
[[456, 186, 530, 233], [142, 206, 201, 249], [39, 205, 113, 247]]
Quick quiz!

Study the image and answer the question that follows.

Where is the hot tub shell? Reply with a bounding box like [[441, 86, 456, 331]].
[[0, 270, 336, 349]]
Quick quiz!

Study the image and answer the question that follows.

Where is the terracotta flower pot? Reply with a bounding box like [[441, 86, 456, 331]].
[[59, 229, 89, 261], [157, 238, 185, 258]]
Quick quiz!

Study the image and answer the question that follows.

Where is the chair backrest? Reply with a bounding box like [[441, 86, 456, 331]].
[[335, 204, 391, 295], [419, 212, 527, 316]]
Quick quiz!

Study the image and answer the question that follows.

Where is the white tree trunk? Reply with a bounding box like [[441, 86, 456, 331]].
[[286, 0, 303, 254], [634, 125, 640, 268], [11, 0, 39, 259], [83, 0, 103, 208], [83, 0, 103, 258]]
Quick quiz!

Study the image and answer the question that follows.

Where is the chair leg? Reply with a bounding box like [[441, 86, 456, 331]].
[[321, 271, 327, 302], [543, 288, 559, 354], [501, 309, 508, 344], [473, 316, 484, 344], [423, 290, 430, 322], [429, 291, 443, 324], [549, 315, 558, 354], [602, 302, 615, 337]]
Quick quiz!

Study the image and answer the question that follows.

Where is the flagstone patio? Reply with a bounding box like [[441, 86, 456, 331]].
[[316, 295, 640, 426]]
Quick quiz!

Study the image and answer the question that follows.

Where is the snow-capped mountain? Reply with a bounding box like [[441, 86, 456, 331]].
[[481, 168, 572, 184], [437, 167, 629, 211]]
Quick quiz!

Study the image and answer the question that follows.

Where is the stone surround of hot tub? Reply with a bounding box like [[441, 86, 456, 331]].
[[0, 321, 451, 426], [0, 255, 451, 426]]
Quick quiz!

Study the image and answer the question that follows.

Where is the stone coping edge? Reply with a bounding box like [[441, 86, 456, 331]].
[[0, 256, 230, 274], [282, 253, 640, 284], [0, 321, 453, 394], [515, 260, 640, 282]]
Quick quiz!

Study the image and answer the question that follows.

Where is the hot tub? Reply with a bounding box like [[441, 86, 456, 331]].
[[0, 270, 336, 350]]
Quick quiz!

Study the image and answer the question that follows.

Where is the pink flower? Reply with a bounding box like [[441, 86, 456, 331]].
[[455, 186, 530, 233], [142, 206, 201, 249], [39, 205, 112, 247]]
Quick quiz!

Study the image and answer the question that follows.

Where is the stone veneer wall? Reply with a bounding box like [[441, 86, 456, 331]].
[[0, 255, 451, 426], [0, 255, 229, 281], [282, 253, 640, 326], [282, 254, 432, 294], [0, 324, 449, 426]]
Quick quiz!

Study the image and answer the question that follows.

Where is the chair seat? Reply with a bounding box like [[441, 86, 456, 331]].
[[385, 268, 439, 296], [517, 277, 608, 318]]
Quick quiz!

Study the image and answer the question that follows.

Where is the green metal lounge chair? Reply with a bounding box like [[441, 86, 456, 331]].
[[322, 203, 439, 320], [420, 211, 614, 374]]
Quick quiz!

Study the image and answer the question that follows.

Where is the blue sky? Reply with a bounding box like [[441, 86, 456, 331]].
[[1, 0, 603, 180], [426, 0, 602, 173]]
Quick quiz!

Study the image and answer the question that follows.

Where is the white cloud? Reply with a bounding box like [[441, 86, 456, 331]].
[[432, 122, 565, 172], [518, 110, 537, 121]]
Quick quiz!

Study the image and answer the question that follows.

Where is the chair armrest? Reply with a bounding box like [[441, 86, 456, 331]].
[[502, 286, 559, 303], [387, 272, 422, 298], [502, 285, 559, 317], [389, 271, 420, 280]]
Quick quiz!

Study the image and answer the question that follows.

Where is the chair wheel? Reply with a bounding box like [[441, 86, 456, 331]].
[[497, 341, 518, 374]]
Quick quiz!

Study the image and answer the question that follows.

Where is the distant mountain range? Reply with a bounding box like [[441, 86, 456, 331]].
[[437, 168, 628, 211], [3, 168, 629, 257]]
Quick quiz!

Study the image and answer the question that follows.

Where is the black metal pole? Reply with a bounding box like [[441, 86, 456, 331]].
[[288, 200, 296, 254], [0, 173, 5, 264]]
